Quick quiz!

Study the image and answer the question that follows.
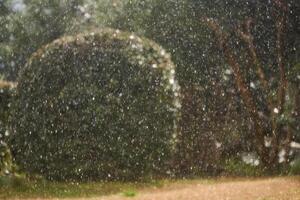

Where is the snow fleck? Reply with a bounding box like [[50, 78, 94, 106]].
[[215, 141, 222, 148], [4, 130, 9, 136], [152, 63, 158, 68], [254, 160, 259, 166], [278, 149, 286, 163], [169, 78, 175, 84], [129, 35, 135, 40], [290, 141, 300, 149], [11, 0, 26, 12], [84, 13, 91, 19], [225, 69, 232, 75], [264, 137, 272, 147]]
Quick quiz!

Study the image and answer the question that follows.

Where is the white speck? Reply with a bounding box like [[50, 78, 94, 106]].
[[84, 13, 91, 19], [215, 141, 222, 148], [11, 0, 26, 12], [152, 64, 158, 68], [290, 141, 300, 149], [160, 50, 166, 56], [225, 69, 232, 75], [4, 130, 9, 136], [129, 35, 135, 40], [250, 82, 256, 89], [273, 108, 279, 114], [78, 5, 85, 13], [223, 75, 229, 81], [254, 160, 259, 166], [278, 149, 286, 163], [169, 78, 175, 84], [44, 8, 51, 15], [264, 137, 272, 147]]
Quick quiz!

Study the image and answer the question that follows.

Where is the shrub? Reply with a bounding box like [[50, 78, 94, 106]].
[[222, 158, 264, 177], [0, 80, 15, 176], [0, 80, 15, 128], [9, 29, 179, 181], [290, 159, 300, 175]]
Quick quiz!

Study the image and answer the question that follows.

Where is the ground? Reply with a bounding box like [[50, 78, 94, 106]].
[[9, 177, 299, 200]]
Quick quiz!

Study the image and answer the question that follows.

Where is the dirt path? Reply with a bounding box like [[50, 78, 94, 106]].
[[19, 177, 300, 200], [91, 177, 300, 200]]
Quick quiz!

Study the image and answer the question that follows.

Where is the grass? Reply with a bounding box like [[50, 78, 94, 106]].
[[1, 175, 298, 199], [222, 158, 265, 177], [122, 190, 137, 197], [0, 175, 163, 199], [0, 175, 220, 199]]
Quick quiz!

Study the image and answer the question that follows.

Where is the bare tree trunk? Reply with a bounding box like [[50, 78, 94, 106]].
[[201, 0, 293, 170]]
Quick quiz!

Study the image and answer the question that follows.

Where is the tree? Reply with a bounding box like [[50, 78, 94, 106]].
[[110, 0, 299, 172], [0, 0, 84, 80], [109, 0, 258, 174], [202, 0, 299, 169]]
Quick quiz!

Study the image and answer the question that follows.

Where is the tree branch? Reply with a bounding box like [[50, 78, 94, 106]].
[[201, 17, 267, 155], [236, 19, 269, 93], [275, 3, 288, 115]]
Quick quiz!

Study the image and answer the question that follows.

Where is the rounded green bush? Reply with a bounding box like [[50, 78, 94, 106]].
[[9, 29, 179, 181]]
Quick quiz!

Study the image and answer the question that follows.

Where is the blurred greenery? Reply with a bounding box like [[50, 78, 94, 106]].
[[290, 159, 300, 175], [0, 0, 299, 179], [9, 29, 178, 181], [0, 175, 159, 199], [222, 158, 265, 177]]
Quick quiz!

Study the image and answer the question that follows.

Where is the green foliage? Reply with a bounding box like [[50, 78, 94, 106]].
[[0, 0, 84, 80], [122, 190, 137, 197], [0, 142, 13, 176], [289, 159, 300, 175], [0, 80, 15, 176], [9, 28, 179, 181], [113, 0, 223, 86], [223, 159, 265, 177], [0, 175, 162, 199], [0, 81, 14, 125], [0, 174, 27, 189]]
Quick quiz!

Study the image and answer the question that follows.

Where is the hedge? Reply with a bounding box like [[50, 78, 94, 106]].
[[0, 80, 15, 176], [9, 29, 179, 181]]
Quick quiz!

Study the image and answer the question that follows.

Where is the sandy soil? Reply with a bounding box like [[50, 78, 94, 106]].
[[21, 177, 300, 200], [93, 177, 300, 200]]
